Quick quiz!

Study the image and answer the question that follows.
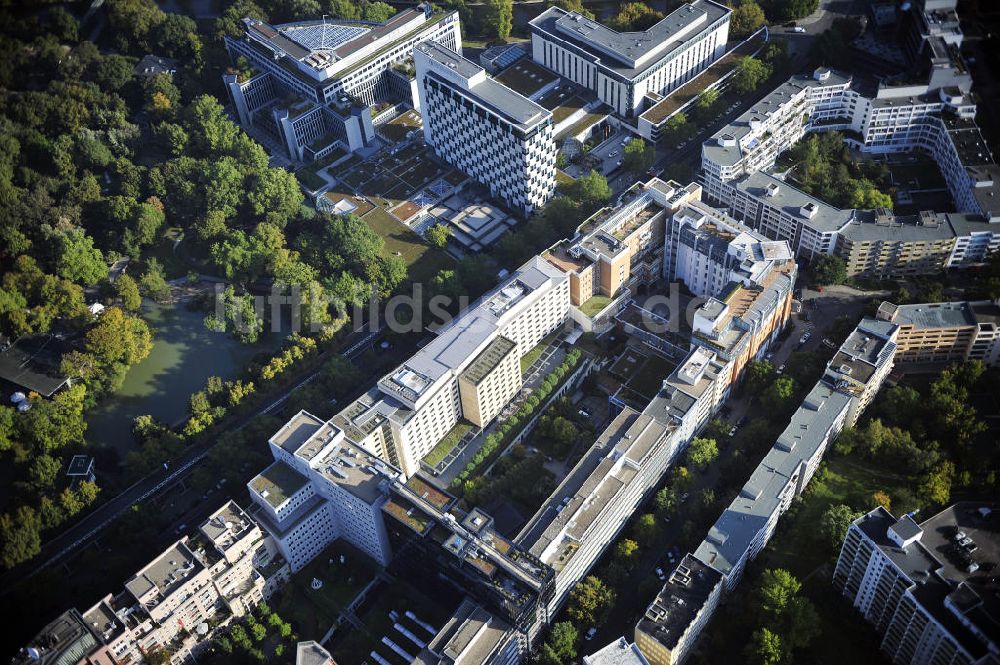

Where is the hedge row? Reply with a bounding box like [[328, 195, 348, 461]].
[[452, 348, 583, 487]]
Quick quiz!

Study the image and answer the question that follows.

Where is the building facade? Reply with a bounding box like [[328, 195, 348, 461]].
[[223, 5, 462, 160], [833, 503, 999, 665], [415, 41, 557, 217], [529, 0, 731, 117]]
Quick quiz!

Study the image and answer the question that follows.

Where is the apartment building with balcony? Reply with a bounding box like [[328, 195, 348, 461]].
[[247, 411, 401, 572], [223, 4, 461, 160], [528, 0, 730, 118], [414, 41, 557, 217], [19, 501, 286, 665], [833, 503, 999, 665], [876, 300, 1000, 366], [332, 256, 569, 478]]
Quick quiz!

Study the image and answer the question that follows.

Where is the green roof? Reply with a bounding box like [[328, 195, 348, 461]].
[[461, 336, 517, 385]]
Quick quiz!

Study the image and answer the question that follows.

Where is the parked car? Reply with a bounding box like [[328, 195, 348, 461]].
[[656, 567, 666, 580], [800, 332, 812, 344], [586, 628, 598, 641], [777, 364, 786, 375], [729, 426, 738, 437], [609, 150, 618, 157], [792, 26, 807, 33], [822, 338, 837, 349], [680, 492, 690, 503]]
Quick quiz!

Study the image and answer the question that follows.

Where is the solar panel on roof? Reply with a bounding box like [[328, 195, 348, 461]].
[[282, 23, 369, 51]]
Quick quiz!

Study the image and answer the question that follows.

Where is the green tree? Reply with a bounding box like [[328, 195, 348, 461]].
[[567, 576, 615, 625], [745, 359, 775, 395], [549, 0, 594, 19], [567, 170, 612, 208], [919, 460, 955, 505], [615, 538, 639, 563], [732, 56, 771, 94], [810, 254, 847, 285], [655, 486, 678, 515], [632, 513, 659, 546], [539, 621, 578, 664], [56, 230, 106, 286], [731, 0, 766, 38], [755, 568, 801, 618], [363, 1, 396, 21], [485, 0, 513, 39], [426, 223, 452, 248], [623, 138, 655, 174], [29, 454, 62, 490], [0, 506, 42, 568], [184, 95, 239, 155], [686, 437, 719, 470], [216, 0, 267, 40], [819, 504, 860, 550], [762, 377, 797, 414], [85, 307, 154, 367], [204, 286, 265, 344], [746, 628, 786, 665], [139, 258, 171, 303], [609, 2, 664, 30]]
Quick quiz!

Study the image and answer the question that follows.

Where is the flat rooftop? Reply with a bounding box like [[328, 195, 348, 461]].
[[493, 58, 559, 99], [531, 0, 731, 78], [893, 301, 978, 328], [414, 599, 514, 664], [249, 460, 309, 508], [200, 500, 256, 549], [270, 410, 324, 455], [125, 542, 203, 602], [636, 554, 722, 651], [314, 438, 396, 503], [461, 336, 517, 385], [417, 41, 552, 128]]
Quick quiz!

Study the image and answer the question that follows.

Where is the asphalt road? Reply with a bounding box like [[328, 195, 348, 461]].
[[0, 323, 387, 597]]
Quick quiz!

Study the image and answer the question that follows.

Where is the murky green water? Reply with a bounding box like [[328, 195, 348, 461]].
[[86, 300, 284, 455]]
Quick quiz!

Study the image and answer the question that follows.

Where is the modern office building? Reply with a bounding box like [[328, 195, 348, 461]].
[[528, 0, 731, 117], [19, 501, 287, 665], [413, 599, 521, 665], [876, 300, 1000, 366], [634, 316, 899, 664], [833, 503, 1000, 665], [247, 411, 401, 572], [382, 476, 555, 644], [332, 256, 570, 478], [223, 4, 461, 160], [414, 41, 557, 217]]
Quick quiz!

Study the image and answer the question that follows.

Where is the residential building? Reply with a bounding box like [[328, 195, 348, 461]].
[[12, 610, 117, 665], [382, 476, 555, 644], [333, 256, 570, 478], [634, 555, 722, 665], [296, 640, 335, 665], [876, 300, 1000, 366], [545, 180, 702, 322], [585, 637, 651, 665], [724, 172, 1000, 275], [413, 599, 521, 665], [21, 502, 286, 665], [414, 41, 557, 216], [634, 316, 899, 664], [248, 410, 401, 572], [833, 503, 1000, 665], [223, 5, 461, 160], [528, 0, 731, 117]]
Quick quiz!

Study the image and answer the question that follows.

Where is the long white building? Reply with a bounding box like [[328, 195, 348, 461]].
[[332, 256, 570, 478], [529, 0, 730, 118], [414, 41, 557, 217], [833, 503, 1000, 665]]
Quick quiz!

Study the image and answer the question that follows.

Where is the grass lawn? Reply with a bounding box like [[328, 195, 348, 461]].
[[556, 169, 574, 186], [423, 421, 473, 467], [362, 207, 453, 284], [273, 540, 377, 641], [580, 294, 613, 318], [297, 168, 326, 192]]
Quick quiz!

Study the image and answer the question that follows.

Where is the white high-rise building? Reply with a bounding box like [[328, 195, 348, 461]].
[[333, 256, 570, 478], [247, 411, 401, 572], [529, 0, 731, 118], [833, 503, 999, 665], [414, 41, 557, 217]]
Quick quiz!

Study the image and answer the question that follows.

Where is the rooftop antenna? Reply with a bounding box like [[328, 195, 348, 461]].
[[322, 14, 328, 49]]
